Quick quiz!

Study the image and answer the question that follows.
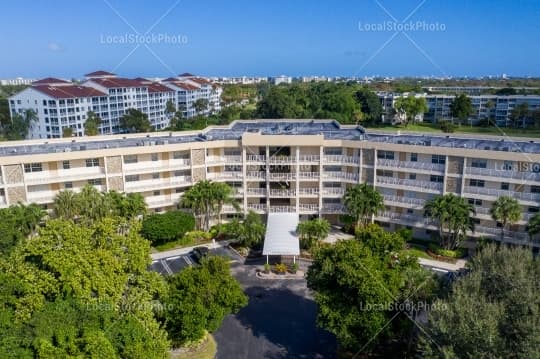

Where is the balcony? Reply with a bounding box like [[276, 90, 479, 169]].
[[322, 188, 344, 196], [269, 189, 295, 197], [246, 155, 265, 163], [27, 190, 57, 204], [465, 167, 540, 182], [464, 186, 540, 202], [269, 205, 296, 213], [269, 156, 296, 164], [321, 204, 345, 213], [145, 195, 175, 208], [376, 211, 434, 225], [246, 171, 266, 180], [125, 176, 191, 192], [124, 159, 190, 174], [246, 188, 267, 196], [376, 176, 444, 192], [323, 155, 359, 165], [222, 204, 242, 213], [247, 203, 266, 212], [268, 172, 295, 181], [299, 204, 319, 213], [206, 171, 243, 180], [24, 167, 106, 185], [474, 206, 535, 222], [298, 155, 320, 163], [473, 225, 529, 244], [323, 171, 359, 182], [377, 159, 445, 172], [298, 172, 320, 180], [383, 195, 425, 208], [299, 188, 320, 196], [205, 155, 242, 165]]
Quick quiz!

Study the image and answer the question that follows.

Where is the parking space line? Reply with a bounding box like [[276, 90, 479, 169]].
[[161, 259, 173, 275]]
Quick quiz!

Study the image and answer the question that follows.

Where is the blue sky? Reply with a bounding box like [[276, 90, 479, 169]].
[[1, 0, 539, 78]]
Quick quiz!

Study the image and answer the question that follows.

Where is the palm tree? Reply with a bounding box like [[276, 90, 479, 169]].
[[424, 194, 475, 250], [77, 185, 112, 223], [213, 182, 239, 224], [343, 184, 384, 229], [297, 218, 330, 250], [490, 196, 522, 243], [526, 212, 540, 248], [181, 180, 212, 230], [13, 203, 47, 236], [53, 190, 80, 220], [237, 210, 266, 248]]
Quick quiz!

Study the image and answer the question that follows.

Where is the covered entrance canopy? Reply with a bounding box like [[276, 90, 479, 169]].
[[262, 213, 300, 263]]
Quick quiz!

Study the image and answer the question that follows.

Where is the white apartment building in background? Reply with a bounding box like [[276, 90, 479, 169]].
[[0, 119, 538, 250], [8, 71, 222, 139], [271, 75, 293, 85], [0, 77, 36, 86], [378, 92, 540, 126]]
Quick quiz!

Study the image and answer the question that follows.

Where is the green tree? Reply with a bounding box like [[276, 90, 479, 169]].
[[297, 218, 330, 250], [509, 102, 530, 128], [84, 111, 102, 136], [490, 196, 521, 243], [213, 181, 239, 224], [120, 108, 151, 133], [3, 109, 37, 140], [355, 87, 383, 124], [193, 98, 210, 116], [394, 96, 428, 126], [419, 244, 539, 358], [162, 256, 248, 346], [307, 225, 437, 353], [424, 194, 475, 250], [343, 184, 384, 229], [526, 212, 540, 245], [165, 99, 176, 116], [236, 210, 266, 248], [107, 191, 147, 219], [141, 210, 195, 246], [449, 94, 474, 125], [0, 203, 47, 255], [62, 127, 73, 137]]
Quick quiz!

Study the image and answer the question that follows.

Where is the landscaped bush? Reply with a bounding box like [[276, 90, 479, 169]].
[[428, 243, 467, 259], [439, 120, 457, 133], [141, 210, 195, 246], [274, 263, 288, 274], [184, 230, 212, 243]]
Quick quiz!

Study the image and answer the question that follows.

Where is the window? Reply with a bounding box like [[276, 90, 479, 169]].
[[528, 207, 539, 213], [125, 175, 139, 182], [501, 182, 510, 191], [410, 153, 418, 162], [85, 158, 100, 167], [151, 153, 159, 161], [62, 160, 70, 169], [503, 161, 514, 171], [409, 173, 416, 180], [175, 188, 184, 193], [377, 150, 394, 160], [430, 175, 444, 183], [377, 170, 393, 177], [531, 185, 540, 194], [88, 179, 102, 186], [24, 163, 42, 173], [406, 208, 414, 214], [173, 151, 188, 159], [153, 190, 160, 196], [471, 158, 487, 168], [124, 155, 137, 164], [470, 179, 485, 187], [431, 155, 445, 164], [152, 173, 160, 179], [64, 182, 73, 189], [468, 198, 482, 206]]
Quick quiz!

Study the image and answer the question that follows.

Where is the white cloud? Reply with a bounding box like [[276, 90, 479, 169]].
[[48, 42, 63, 52]]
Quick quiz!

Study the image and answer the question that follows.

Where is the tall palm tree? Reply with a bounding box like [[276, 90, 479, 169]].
[[53, 190, 80, 220], [490, 196, 522, 243], [13, 203, 47, 236], [77, 185, 112, 223], [343, 184, 384, 229], [424, 194, 475, 250], [526, 212, 540, 247], [181, 181, 210, 230], [213, 182, 239, 224]]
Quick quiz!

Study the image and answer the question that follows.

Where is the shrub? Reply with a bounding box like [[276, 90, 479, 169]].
[[290, 262, 299, 273], [439, 120, 457, 133], [274, 263, 288, 274], [263, 263, 270, 273], [141, 210, 195, 246], [428, 243, 467, 258], [184, 230, 212, 243]]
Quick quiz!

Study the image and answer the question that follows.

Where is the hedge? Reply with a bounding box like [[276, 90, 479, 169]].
[[141, 210, 195, 246]]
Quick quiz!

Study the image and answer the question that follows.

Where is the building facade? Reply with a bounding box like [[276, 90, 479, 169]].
[[8, 71, 222, 139], [378, 92, 540, 126], [0, 120, 538, 248]]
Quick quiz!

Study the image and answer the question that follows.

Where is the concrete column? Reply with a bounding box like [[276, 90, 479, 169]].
[[266, 146, 270, 213], [242, 147, 247, 216], [443, 155, 449, 195], [295, 146, 300, 213]]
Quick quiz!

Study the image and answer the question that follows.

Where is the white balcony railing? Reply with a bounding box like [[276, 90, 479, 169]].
[[473, 225, 529, 243], [383, 195, 425, 207], [464, 186, 540, 202], [298, 172, 320, 179], [24, 167, 106, 185], [298, 155, 320, 162], [269, 156, 296, 164], [268, 172, 296, 180], [269, 189, 295, 197], [321, 204, 345, 213], [246, 171, 266, 179], [323, 171, 359, 182], [123, 159, 190, 174], [246, 188, 267, 196], [376, 176, 444, 192], [247, 203, 266, 212], [322, 187, 344, 196], [300, 188, 320, 196], [207, 171, 243, 180], [465, 167, 540, 181], [206, 156, 242, 165], [299, 204, 319, 212], [246, 155, 266, 162], [323, 155, 359, 164], [377, 159, 445, 172], [269, 205, 296, 213]]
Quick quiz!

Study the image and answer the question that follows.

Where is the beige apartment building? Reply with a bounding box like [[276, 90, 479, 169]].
[[0, 120, 539, 248]]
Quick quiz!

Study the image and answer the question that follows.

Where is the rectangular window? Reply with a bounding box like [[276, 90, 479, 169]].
[[501, 182, 510, 191], [376, 169, 393, 177], [64, 182, 73, 189], [528, 207, 539, 213], [124, 155, 137, 164], [468, 198, 482, 206], [531, 185, 540, 194], [470, 179, 485, 187], [410, 153, 418, 162], [173, 151, 188, 159], [407, 208, 414, 214], [430, 175, 444, 183], [152, 173, 160, 179], [151, 153, 159, 161], [431, 155, 445, 165], [62, 160, 70, 169], [88, 179, 102, 186], [471, 158, 487, 168], [409, 173, 416, 180], [125, 175, 139, 182], [377, 150, 395, 160], [153, 190, 160, 196], [85, 158, 100, 167], [24, 163, 42, 173], [503, 161, 514, 171]]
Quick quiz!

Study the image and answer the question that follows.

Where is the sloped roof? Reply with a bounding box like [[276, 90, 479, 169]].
[[32, 85, 106, 99], [32, 77, 71, 86], [262, 213, 300, 256], [85, 70, 116, 77]]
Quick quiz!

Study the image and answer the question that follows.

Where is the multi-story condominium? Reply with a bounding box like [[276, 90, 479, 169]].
[[8, 71, 222, 139], [378, 92, 540, 126], [271, 76, 293, 85], [0, 77, 36, 86], [0, 119, 538, 248], [422, 86, 540, 95]]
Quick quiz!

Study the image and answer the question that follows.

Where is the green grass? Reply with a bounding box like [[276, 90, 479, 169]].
[[170, 334, 217, 359], [400, 248, 430, 259], [370, 123, 540, 138], [153, 238, 211, 252]]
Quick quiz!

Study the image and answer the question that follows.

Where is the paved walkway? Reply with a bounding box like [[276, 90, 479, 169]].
[[418, 257, 467, 272], [150, 239, 236, 260]]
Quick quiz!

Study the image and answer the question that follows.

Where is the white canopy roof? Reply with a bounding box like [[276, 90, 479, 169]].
[[262, 213, 300, 256]]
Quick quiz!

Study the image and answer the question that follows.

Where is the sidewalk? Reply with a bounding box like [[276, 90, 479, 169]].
[[418, 257, 467, 272], [150, 239, 236, 260]]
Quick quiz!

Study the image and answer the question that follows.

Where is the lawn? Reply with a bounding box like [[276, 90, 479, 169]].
[[370, 123, 540, 138], [400, 247, 430, 259], [170, 334, 217, 359], [152, 238, 212, 252]]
